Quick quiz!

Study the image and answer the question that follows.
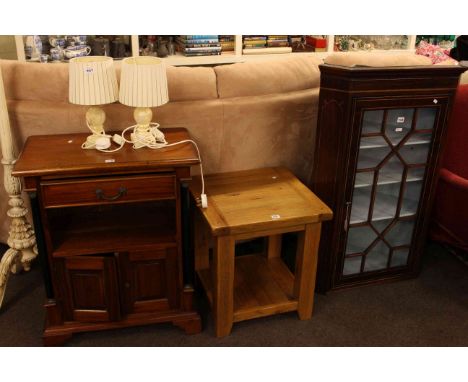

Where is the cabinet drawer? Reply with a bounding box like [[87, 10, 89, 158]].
[[41, 174, 176, 208]]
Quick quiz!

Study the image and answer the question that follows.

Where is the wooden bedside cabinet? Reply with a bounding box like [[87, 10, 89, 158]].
[[13, 128, 201, 345]]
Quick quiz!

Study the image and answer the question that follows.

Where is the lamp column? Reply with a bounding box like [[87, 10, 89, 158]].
[[0, 66, 37, 310]]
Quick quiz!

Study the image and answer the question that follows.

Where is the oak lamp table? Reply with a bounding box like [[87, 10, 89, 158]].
[[12, 128, 201, 345], [190, 167, 333, 337]]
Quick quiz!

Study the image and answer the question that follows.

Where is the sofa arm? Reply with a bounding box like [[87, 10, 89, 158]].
[[439, 168, 468, 191]]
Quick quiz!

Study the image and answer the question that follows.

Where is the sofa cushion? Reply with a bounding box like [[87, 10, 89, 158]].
[[1, 59, 69, 102], [0, 59, 219, 103], [217, 88, 320, 183], [166, 65, 218, 101], [214, 56, 322, 99]]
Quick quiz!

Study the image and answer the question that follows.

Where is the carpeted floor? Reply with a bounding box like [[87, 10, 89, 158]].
[[0, 241, 467, 346]]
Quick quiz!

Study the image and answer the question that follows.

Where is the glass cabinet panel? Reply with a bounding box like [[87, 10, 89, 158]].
[[342, 106, 437, 276], [385, 109, 414, 145], [362, 110, 384, 134]]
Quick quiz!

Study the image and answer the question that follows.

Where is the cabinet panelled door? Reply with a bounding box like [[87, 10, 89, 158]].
[[342, 98, 445, 279]]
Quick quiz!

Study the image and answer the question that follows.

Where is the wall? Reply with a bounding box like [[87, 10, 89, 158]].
[[0, 36, 17, 60]]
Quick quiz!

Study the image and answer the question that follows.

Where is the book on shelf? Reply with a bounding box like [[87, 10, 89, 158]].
[[242, 47, 292, 55], [184, 46, 222, 52], [243, 36, 267, 41], [176, 35, 222, 56], [219, 35, 235, 42], [244, 39, 266, 44], [244, 43, 267, 48], [220, 42, 235, 51], [176, 37, 220, 45], [267, 41, 289, 47], [267, 35, 288, 41], [179, 35, 218, 40], [183, 51, 222, 57], [177, 37, 220, 44], [183, 43, 221, 48]]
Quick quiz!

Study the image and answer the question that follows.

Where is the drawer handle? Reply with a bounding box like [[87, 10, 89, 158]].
[[96, 187, 127, 201]]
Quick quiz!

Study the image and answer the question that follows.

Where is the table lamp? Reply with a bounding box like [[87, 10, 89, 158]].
[[119, 56, 169, 149], [69, 56, 119, 150]]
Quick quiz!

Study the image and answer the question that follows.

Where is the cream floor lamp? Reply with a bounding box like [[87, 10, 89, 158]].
[[0, 65, 37, 310]]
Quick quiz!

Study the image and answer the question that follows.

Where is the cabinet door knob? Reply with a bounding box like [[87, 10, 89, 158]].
[[124, 282, 131, 289]]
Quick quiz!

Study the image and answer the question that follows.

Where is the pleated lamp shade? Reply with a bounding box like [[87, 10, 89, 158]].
[[69, 56, 118, 105], [119, 56, 169, 107]]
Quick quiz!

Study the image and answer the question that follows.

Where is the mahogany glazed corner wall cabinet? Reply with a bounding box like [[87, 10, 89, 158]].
[[311, 64, 466, 292]]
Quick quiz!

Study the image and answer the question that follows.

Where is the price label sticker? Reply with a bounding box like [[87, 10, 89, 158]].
[[397, 117, 405, 123], [105, 159, 115, 163], [395, 127, 403, 132], [271, 214, 281, 220]]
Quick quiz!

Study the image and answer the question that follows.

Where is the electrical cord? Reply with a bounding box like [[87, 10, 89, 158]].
[[84, 123, 207, 208]]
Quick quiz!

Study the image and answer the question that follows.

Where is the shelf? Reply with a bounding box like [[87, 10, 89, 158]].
[[350, 187, 419, 224], [48, 201, 176, 257], [14, 35, 420, 67], [197, 255, 298, 322], [355, 165, 425, 188], [357, 141, 431, 169], [359, 135, 431, 149], [346, 220, 415, 255], [52, 225, 176, 257]]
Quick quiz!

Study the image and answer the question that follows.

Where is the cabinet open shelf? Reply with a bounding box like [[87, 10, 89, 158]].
[[48, 201, 177, 257], [197, 254, 298, 322], [51, 225, 176, 257]]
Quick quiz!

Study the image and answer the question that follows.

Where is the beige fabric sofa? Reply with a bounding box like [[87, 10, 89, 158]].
[[1, 52, 451, 244], [0, 55, 323, 243]]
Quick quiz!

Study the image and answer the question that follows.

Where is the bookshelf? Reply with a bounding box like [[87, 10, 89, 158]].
[[13, 35, 421, 66]]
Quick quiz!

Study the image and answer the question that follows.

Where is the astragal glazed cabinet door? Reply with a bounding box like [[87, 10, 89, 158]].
[[312, 63, 466, 292], [339, 97, 448, 284]]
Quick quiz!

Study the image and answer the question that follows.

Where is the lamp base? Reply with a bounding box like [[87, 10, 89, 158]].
[[82, 106, 109, 150], [131, 107, 166, 149], [82, 132, 111, 150]]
